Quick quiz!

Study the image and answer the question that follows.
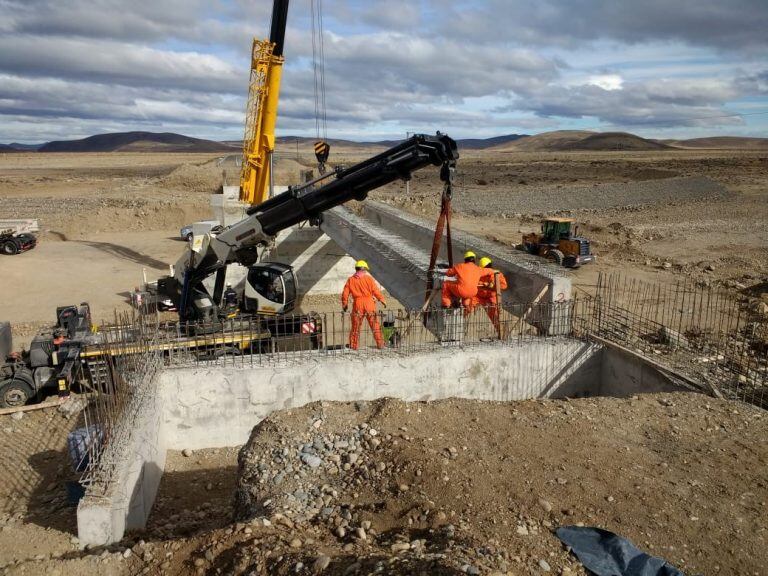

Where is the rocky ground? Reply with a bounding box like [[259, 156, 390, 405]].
[[155, 393, 765, 576], [0, 393, 766, 575]]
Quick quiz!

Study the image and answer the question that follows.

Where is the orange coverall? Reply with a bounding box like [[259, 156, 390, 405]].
[[341, 271, 386, 350], [476, 269, 508, 324], [441, 262, 494, 309]]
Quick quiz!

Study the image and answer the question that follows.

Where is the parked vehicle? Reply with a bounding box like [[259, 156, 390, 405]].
[[0, 228, 37, 255], [179, 220, 221, 242]]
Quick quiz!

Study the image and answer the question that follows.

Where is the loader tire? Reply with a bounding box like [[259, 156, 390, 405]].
[[546, 249, 564, 266]]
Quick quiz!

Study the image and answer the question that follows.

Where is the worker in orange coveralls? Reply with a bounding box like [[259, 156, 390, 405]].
[[342, 260, 386, 350], [441, 251, 495, 311], [475, 256, 508, 325]]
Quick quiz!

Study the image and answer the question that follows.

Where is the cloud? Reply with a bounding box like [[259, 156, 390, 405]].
[[0, 0, 766, 142], [0, 35, 242, 93], [508, 78, 747, 128], [432, 0, 768, 52]]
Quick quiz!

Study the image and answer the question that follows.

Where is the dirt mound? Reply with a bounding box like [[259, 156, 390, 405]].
[[160, 162, 224, 194], [201, 394, 768, 576], [38, 132, 234, 153]]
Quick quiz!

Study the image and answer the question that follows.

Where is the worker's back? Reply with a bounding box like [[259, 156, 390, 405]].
[[449, 261, 488, 288], [343, 271, 383, 304]]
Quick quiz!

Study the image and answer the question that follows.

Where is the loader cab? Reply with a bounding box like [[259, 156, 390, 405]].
[[243, 262, 297, 315], [541, 218, 575, 244]]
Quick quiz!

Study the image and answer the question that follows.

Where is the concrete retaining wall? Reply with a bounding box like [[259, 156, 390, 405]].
[[159, 339, 603, 451], [269, 226, 355, 296], [77, 387, 166, 546], [600, 346, 684, 396]]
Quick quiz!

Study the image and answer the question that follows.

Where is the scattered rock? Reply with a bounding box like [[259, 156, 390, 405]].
[[182, 449, 193, 457], [301, 453, 323, 469], [312, 554, 331, 572], [538, 498, 553, 512], [538, 558, 551, 572], [10, 412, 23, 421], [658, 326, 689, 348]]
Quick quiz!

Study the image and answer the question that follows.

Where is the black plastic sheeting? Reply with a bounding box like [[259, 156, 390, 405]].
[[556, 526, 688, 576]]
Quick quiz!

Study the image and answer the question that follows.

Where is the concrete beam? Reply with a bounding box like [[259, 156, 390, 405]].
[[320, 202, 572, 334], [361, 201, 572, 305], [320, 207, 431, 311]]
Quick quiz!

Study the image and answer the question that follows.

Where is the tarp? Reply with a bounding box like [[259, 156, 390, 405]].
[[556, 526, 687, 576]]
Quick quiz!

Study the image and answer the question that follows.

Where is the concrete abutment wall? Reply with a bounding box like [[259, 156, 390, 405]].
[[75, 339, 689, 546]]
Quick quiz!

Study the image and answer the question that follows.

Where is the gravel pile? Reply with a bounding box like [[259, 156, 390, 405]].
[[209, 394, 768, 576], [452, 176, 729, 216]]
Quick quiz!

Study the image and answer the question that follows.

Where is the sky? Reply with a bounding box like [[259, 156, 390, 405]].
[[0, 0, 767, 144]]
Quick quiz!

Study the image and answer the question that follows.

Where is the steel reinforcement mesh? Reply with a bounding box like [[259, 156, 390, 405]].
[[72, 277, 767, 494]]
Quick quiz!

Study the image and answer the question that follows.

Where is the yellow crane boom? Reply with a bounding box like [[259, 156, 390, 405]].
[[240, 0, 290, 206]]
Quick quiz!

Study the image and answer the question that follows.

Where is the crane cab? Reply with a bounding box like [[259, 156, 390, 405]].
[[243, 262, 297, 315]]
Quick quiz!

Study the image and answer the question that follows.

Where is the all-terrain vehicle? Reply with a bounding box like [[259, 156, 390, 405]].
[[521, 217, 594, 268], [0, 228, 37, 255]]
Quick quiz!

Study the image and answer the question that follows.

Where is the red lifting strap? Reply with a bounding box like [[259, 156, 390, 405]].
[[425, 181, 454, 305]]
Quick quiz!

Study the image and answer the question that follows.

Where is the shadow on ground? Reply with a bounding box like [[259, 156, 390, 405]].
[[143, 465, 239, 540], [77, 240, 169, 269]]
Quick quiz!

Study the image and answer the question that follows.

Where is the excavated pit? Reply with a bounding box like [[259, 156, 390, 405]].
[[77, 338, 695, 546]]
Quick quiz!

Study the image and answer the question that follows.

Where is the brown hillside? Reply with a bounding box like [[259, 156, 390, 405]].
[[667, 136, 768, 150], [492, 130, 594, 151], [559, 132, 672, 151]]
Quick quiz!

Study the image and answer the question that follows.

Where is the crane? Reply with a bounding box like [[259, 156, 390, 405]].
[[239, 0, 290, 205], [163, 134, 459, 322]]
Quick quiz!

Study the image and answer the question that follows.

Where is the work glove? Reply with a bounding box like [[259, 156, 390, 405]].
[[342, 306, 348, 313]]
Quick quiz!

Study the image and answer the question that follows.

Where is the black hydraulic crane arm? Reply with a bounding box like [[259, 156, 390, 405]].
[[269, 0, 290, 57], [248, 132, 458, 236], [173, 133, 458, 315]]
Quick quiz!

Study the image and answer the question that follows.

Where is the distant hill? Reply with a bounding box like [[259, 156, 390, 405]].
[[559, 132, 672, 151], [7, 142, 43, 151], [0, 144, 21, 153], [456, 134, 528, 149], [273, 134, 528, 150], [38, 131, 237, 153], [492, 130, 672, 152], [492, 130, 595, 151], [663, 136, 768, 150]]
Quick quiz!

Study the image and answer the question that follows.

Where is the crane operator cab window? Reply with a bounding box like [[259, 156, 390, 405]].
[[243, 263, 297, 315]]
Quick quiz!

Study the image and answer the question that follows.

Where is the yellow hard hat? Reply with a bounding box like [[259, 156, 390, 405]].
[[464, 250, 476, 260], [479, 256, 492, 268], [355, 260, 369, 270]]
